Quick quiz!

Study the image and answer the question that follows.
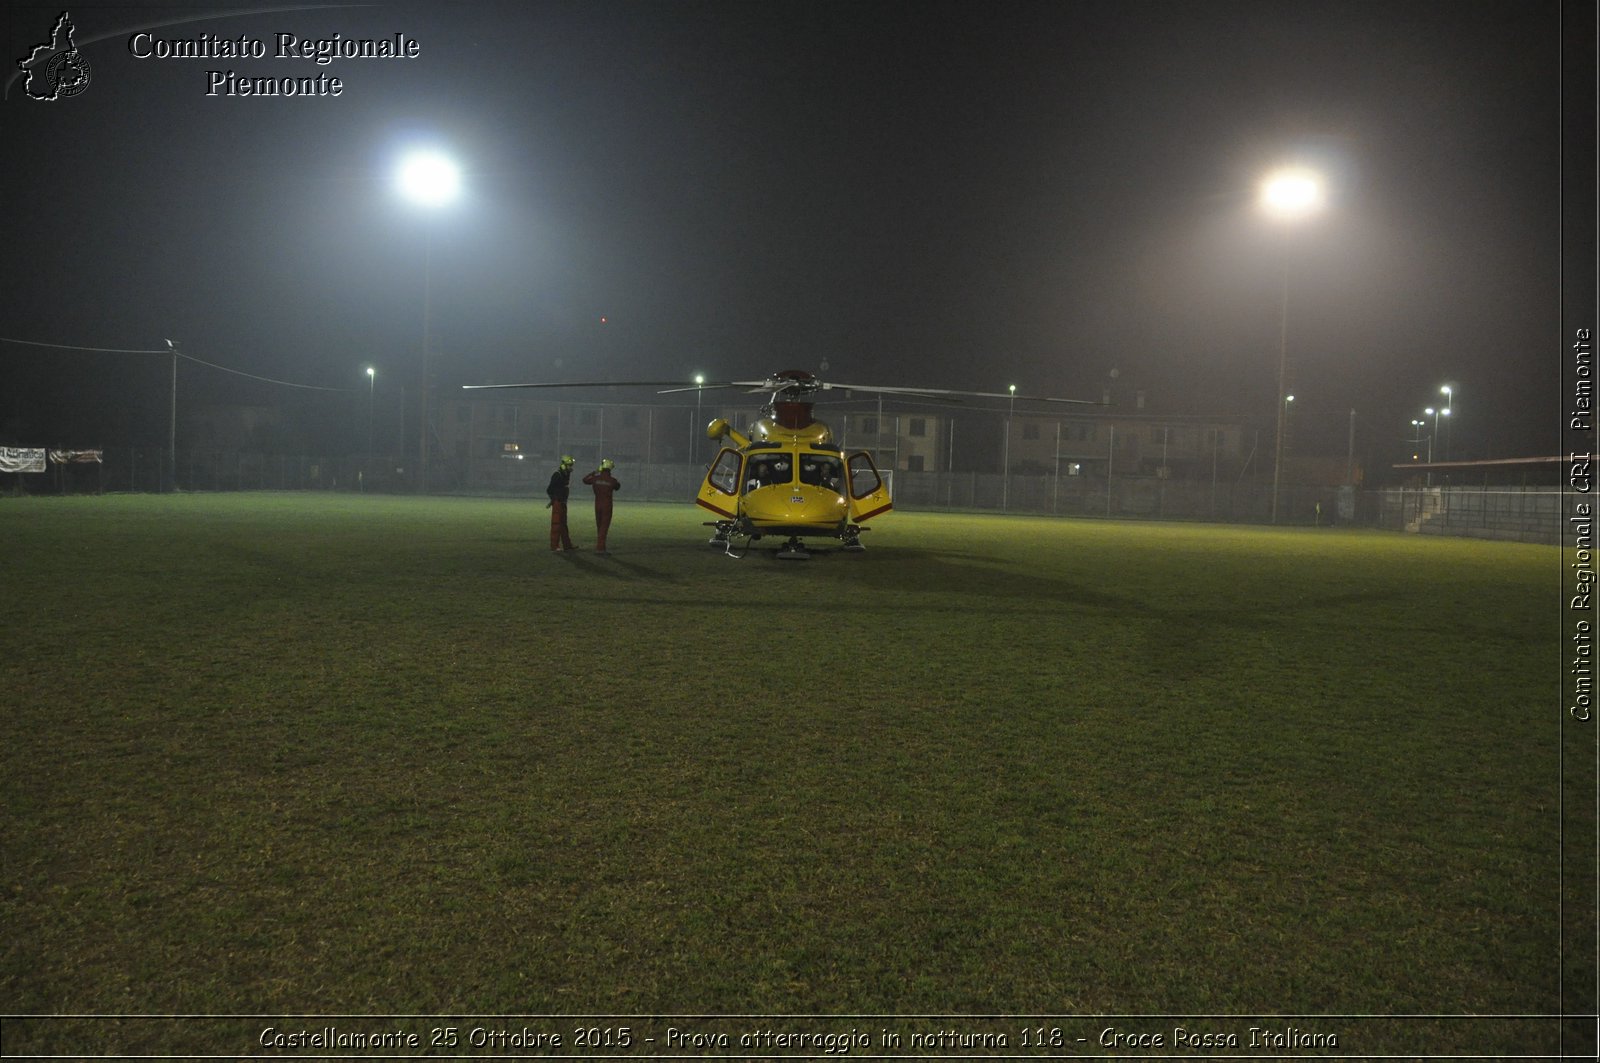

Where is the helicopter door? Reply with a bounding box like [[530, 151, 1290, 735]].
[[696, 447, 743, 519], [845, 451, 893, 522]]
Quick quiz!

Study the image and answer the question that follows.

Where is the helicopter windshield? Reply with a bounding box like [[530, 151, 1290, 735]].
[[798, 455, 844, 493], [744, 454, 792, 492]]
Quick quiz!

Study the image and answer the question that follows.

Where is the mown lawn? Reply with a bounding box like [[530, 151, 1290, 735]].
[[0, 493, 1571, 1055]]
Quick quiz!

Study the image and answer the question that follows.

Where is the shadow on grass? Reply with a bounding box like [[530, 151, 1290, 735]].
[[538, 546, 1416, 674]]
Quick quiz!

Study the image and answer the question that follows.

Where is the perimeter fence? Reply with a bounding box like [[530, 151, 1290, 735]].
[[2, 446, 1562, 545]]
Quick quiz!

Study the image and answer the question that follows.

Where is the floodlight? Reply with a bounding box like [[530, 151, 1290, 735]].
[[1259, 168, 1324, 220], [396, 150, 461, 207]]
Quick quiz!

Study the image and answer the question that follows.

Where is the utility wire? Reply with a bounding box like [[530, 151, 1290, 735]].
[[2, 336, 356, 392], [1, 338, 167, 354]]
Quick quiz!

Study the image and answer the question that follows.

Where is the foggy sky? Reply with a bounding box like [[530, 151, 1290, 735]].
[[2, 0, 1587, 463]]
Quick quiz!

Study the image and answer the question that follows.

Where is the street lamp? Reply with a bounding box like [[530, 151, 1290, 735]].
[[395, 148, 462, 493], [1259, 165, 1325, 524]]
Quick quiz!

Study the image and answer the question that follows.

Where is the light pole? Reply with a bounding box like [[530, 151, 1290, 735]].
[[1003, 383, 1016, 511], [163, 338, 178, 492], [365, 366, 376, 483], [1424, 405, 1447, 485], [1346, 408, 1357, 485], [694, 373, 705, 462], [1260, 166, 1325, 523], [395, 148, 461, 493], [1439, 385, 1455, 459]]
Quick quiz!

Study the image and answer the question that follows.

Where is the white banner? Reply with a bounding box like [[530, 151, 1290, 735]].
[[0, 447, 46, 473]]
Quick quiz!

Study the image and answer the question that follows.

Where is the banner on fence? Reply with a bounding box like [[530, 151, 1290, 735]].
[[0, 447, 46, 473], [48, 449, 103, 464]]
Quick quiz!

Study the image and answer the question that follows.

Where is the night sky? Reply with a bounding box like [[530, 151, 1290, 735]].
[[3, 1, 1591, 464]]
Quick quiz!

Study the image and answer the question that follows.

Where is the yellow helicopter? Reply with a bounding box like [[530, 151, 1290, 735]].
[[464, 369, 1096, 559]]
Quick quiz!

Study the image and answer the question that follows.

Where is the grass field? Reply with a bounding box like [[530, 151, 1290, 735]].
[[0, 493, 1577, 1055]]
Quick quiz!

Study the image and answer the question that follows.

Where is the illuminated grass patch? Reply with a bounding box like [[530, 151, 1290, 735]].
[[0, 494, 1567, 1054]]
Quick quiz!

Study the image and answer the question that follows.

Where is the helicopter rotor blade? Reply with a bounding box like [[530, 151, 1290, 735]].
[[818, 381, 1103, 405], [654, 382, 751, 394], [464, 375, 1103, 405], [462, 380, 698, 391]]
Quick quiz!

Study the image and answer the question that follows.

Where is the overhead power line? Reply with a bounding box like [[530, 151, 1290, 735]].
[[1, 336, 355, 392], [1, 338, 167, 354]]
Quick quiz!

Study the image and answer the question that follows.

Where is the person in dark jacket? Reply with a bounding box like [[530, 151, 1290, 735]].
[[546, 455, 577, 551], [581, 458, 621, 554]]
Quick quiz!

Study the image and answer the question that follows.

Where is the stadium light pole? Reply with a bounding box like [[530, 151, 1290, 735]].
[[1439, 384, 1455, 459], [1259, 166, 1325, 523], [1003, 383, 1016, 511], [395, 149, 462, 494], [1423, 408, 1439, 485], [365, 366, 376, 485], [1347, 407, 1357, 486], [694, 373, 705, 462]]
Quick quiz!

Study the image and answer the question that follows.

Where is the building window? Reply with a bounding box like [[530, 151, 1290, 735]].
[[861, 416, 878, 435], [1022, 422, 1040, 441], [906, 454, 925, 472], [909, 417, 926, 437]]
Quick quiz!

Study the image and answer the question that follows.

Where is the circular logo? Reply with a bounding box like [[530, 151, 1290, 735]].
[[46, 49, 91, 98]]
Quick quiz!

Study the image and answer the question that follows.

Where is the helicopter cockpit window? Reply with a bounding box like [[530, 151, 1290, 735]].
[[799, 455, 844, 493], [744, 455, 792, 492]]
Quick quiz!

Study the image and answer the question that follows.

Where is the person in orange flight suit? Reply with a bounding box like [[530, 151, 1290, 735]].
[[546, 455, 577, 552], [581, 458, 621, 555]]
